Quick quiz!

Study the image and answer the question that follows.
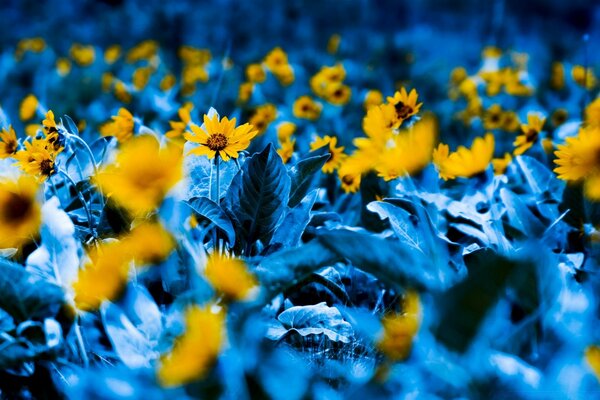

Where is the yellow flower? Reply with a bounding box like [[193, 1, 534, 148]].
[[433, 133, 495, 180], [69, 43, 95, 67], [514, 113, 545, 155], [122, 222, 175, 266], [127, 40, 159, 63], [375, 115, 437, 181], [551, 108, 569, 128], [132, 66, 153, 90], [166, 105, 192, 139], [277, 139, 295, 164], [0, 126, 18, 159], [178, 46, 211, 65], [237, 82, 254, 103], [56, 58, 71, 76], [104, 45, 122, 64], [585, 98, 600, 127], [364, 89, 383, 110], [276, 121, 297, 142], [377, 290, 421, 361], [362, 103, 396, 142], [72, 242, 130, 311], [324, 83, 351, 106], [310, 135, 345, 174], [185, 114, 257, 161], [585, 345, 600, 382], [492, 153, 512, 175], [160, 74, 177, 92], [249, 104, 277, 135], [14, 138, 60, 181], [100, 108, 135, 143], [554, 126, 600, 201], [271, 64, 295, 86], [483, 104, 503, 130], [114, 81, 132, 103], [25, 124, 41, 137], [94, 135, 183, 215], [204, 253, 258, 301], [501, 111, 520, 132], [293, 96, 322, 120], [15, 37, 46, 59], [264, 47, 289, 72], [157, 305, 225, 387], [310, 64, 346, 98], [386, 87, 423, 127], [0, 176, 41, 249], [20, 94, 38, 121], [327, 34, 341, 54], [102, 72, 114, 92], [550, 62, 565, 90], [338, 153, 372, 193], [450, 67, 468, 86], [572, 65, 597, 89], [246, 63, 266, 83]]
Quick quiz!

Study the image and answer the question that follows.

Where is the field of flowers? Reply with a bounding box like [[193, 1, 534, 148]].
[[1, 0, 600, 398]]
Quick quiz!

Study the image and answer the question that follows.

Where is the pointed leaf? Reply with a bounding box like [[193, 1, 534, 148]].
[[186, 197, 236, 245]]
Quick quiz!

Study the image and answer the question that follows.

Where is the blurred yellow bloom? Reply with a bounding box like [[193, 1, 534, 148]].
[[72, 242, 130, 311], [0, 126, 18, 159], [122, 222, 175, 266], [114, 81, 132, 103], [550, 62, 565, 90], [0, 176, 41, 249], [104, 45, 122, 64], [69, 43, 96, 67], [364, 89, 383, 110], [179, 46, 211, 65], [362, 103, 396, 142], [572, 65, 597, 89], [157, 305, 225, 387], [185, 114, 257, 161], [554, 126, 600, 201], [483, 104, 503, 130], [585, 98, 600, 127], [514, 113, 545, 155], [585, 345, 600, 382], [433, 133, 495, 180], [324, 83, 351, 106], [264, 47, 289, 72], [377, 290, 421, 361], [310, 135, 345, 173], [56, 58, 72, 76], [204, 253, 258, 301], [132, 66, 153, 90], [20, 94, 38, 121], [310, 63, 346, 98], [338, 153, 372, 193], [102, 72, 114, 92], [551, 108, 568, 128], [166, 105, 192, 139], [15, 37, 46, 59], [327, 34, 341, 54], [246, 63, 266, 83], [160, 74, 176, 91], [386, 87, 423, 127], [293, 96, 322, 120], [94, 135, 182, 215], [237, 82, 254, 103], [501, 111, 520, 132], [492, 153, 512, 175], [375, 115, 437, 181], [127, 40, 159, 63], [276, 122, 297, 143], [277, 138, 295, 164], [249, 104, 277, 135], [271, 63, 295, 86], [100, 108, 135, 143]]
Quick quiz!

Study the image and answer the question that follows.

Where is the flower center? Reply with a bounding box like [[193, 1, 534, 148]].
[[395, 102, 413, 120], [2, 192, 32, 223], [40, 159, 54, 176], [5, 140, 17, 155], [206, 133, 228, 152], [526, 129, 539, 143]]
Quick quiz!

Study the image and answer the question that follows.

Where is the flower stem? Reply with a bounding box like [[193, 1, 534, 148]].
[[74, 317, 89, 367], [58, 169, 96, 239], [214, 155, 221, 253]]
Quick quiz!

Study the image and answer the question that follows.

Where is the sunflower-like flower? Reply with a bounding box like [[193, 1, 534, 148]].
[[204, 252, 258, 301], [277, 138, 295, 164], [293, 96, 322, 120], [72, 242, 131, 311], [386, 88, 422, 126], [338, 152, 372, 193], [433, 133, 495, 180], [248, 104, 277, 135], [185, 114, 258, 161], [121, 222, 176, 266], [100, 108, 135, 143], [157, 305, 225, 387], [364, 89, 383, 110], [483, 104, 503, 130], [492, 153, 513, 175], [554, 126, 600, 200], [14, 137, 61, 181], [0, 126, 18, 159], [514, 113, 545, 155], [0, 176, 41, 249], [375, 115, 437, 181], [20, 94, 38, 121], [377, 290, 421, 361], [94, 135, 182, 215], [310, 135, 346, 173], [166, 105, 192, 139]]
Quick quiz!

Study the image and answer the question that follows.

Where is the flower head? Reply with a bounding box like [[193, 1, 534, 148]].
[[0, 126, 18, 159], [433, 133, 495, 180], [20, 94, 38, 121], [100, 108, 135, 143], [184, 113, 258, 161], [514, 113, 545, 155], [310, 135, 345, 173], [122, 222, 175, 266], [0, 176, 41, 249], [377, 290, 421, 361], [386, 88, 422, 126], [293, 96, 322, 120], [204, 253, 258, 301], [14, 138, 60, 181]]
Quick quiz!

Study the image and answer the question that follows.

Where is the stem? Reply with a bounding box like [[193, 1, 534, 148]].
[[68, 133, 106, 212], [213, 155, 221, 253], [58, 169, 96, 239], [74, 317, 89, 367]]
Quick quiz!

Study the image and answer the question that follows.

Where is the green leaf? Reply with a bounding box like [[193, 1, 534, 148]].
[[186, 197, 236, 245], [224, 144, 291, 253], [0, 259, 65, 322], [288, 149, 330, 208]]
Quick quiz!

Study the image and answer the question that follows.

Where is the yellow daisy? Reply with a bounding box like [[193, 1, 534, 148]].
[[293, 96, 322, 120], [386, 87, 423, 127], [0, 176, 41, 249], [0, 126, 18, 159], [204, 252, 258, 301], [310, 135, 346, 173], [514, 113, 545, 155], [433, 133, 495, 180], [377, 290, 421, 361]]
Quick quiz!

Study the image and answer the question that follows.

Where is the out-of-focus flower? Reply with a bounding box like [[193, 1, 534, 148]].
[[237, 82, 254, 103], [364, 89, 383, 110], [585, 345, 600, 382], [104, 45, 122, 64], [293, 96, 322, 120], [20, 94, 38, 121], [114, 81, 132, 103], [122, 222, 175, 266], [185, 114, 257, 161], [94, 135, 182, 215], [166, 105, 192, 139], [324, 83, 351, 106], [550, 62, 565, 90], [15, 37, 46, 59], [386, 88, 422, 127], [0, 176, 41, 249], [276, 121, 296, 142], [377, 290, 421, 361], [246, 63, 266, 83], [572, 65, 597, 89], [72, 242, 130, 311], [160, 73, 176, 91], [375, 115, 437, 181], [433, 133, 495, 180], [69, 43, 96, 67], [338, 153, 372, 193], [127, 40, 159, 63], [501, 111, 520, 132], [277, 138, 295, 164], [554, 126, 600, 200], [483, 104, 504, 130], [514, 113, 545, 155], [249, 104, 277, 134], [100, 108, 135, 143], [585, 98, 600, 127], [0, 126, 18, 159], [204, 252, 258, 301], [157, 305, 225, 387], [132, 66, 154, 90], [56, 58, 71, 76], [327, 34, 341, 54], [492, 152, 512, 175], [310, 135, 345, 173]]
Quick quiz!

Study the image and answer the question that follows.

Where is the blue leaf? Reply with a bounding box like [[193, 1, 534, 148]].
[[270, 190, 317, 248], [186, 196, 236, 245]]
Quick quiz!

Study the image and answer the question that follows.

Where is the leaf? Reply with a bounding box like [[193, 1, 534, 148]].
[[62, 114, 79, 135], [270, 190, 317, 248], [224, 144, 291, 252], [184, 148, 242, 200], [499, 188, 545, 237], [316, 229, 458, 291], [367, 201, 424, 253], [0, 259, 65, 322], [288, 149, 330, 208], [267, 302, 353, 343], [186, 197, 236, 245]]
